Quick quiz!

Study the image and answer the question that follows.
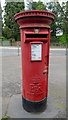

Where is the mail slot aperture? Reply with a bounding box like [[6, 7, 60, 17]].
[[26, 34, 48, 38], [24, 32, 48, 42]]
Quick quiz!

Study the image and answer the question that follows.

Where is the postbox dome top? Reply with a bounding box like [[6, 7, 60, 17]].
[[14, 10, 55, 29]]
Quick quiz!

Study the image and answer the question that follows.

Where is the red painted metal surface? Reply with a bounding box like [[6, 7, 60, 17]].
[[14, 10, 55, 102]]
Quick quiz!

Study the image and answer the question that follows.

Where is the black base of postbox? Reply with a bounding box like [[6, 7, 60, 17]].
[[22, 97, 47, 112]]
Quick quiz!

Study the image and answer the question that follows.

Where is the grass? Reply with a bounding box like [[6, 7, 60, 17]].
[[1, 116, 10, 120]]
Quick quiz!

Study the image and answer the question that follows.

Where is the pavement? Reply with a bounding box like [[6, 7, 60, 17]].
[[2, 54, 66, 118]]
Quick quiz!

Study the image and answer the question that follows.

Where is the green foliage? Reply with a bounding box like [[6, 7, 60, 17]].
[[0, 36, 7, 41], [2, 26, 12, 39], [3, 2, 25, 41], [46, 1, 63, 36], [0, 3, 2, 19], [33, 1, 46, 10], [59, 34, 68, 43], [60, 1, 68, 34], [8, 38, 15, 42], [1, 116, 10, 120], [51, 35, 58, 43], [46, 1, 68, 43], [0, 36, 15, 42], [27, 1, 46, 10], [2, 1, 68, 44]]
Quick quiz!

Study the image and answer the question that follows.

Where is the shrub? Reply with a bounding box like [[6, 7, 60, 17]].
[[0, 36, 7, 41], [59, 34, 68, 43]]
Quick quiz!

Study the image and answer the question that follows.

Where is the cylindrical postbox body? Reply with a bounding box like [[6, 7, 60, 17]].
[[14, 10, 55, 112]]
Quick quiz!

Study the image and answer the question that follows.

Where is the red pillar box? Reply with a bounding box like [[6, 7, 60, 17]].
[[14, 10, 55, 112]]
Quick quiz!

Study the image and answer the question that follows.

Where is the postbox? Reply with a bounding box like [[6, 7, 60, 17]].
[[14, 10, 55, 112]]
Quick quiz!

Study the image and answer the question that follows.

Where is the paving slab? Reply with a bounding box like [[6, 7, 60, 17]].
[[2, 55, 66, 118], [7, 94, 66, 118]]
